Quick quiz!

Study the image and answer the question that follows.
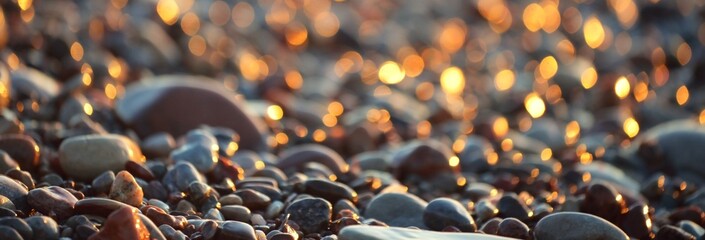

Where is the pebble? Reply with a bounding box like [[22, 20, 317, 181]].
[[496, 218, 529, 239], [219, 194, 244, 206], [533, 212, 629, 240], [339, 225, 520, 240], [0, 175, 28, 210], [114, 78, 268, 151], [364, 192, 427, 228], [109, 171, 144, 207], [88, 207, 150, 240], [0, 134, 39, 171], [25, 216, 59, 240], [303, 179, 358, 204], [678, 220, 705, 238], [655, 225, 696, 240], [277, 144, 349, 176], [170, 143, 218, 173], [496, 193, 532, 221], [423, 197, 476, 232], [579, 182, 627, 223], [221, 205, 252, 222], [59, 134, 144, 181], [74, 198, 136, 217], [391, 140, 459, 181], [27, 186, 78, 220], [234, 189, 271, 210], [620, 204, 652, 239], [0, 151, 18, 174], [216, 221, 257, 240], [140, 133, 175, 158], [161, 162, 205, 192], [0, 217, 32, 240], [285, 197, 332, 234], [0, 225, 22, 240]]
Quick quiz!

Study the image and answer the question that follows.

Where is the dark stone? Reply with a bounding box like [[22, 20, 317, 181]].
[[285, 197, 332, 234], [27, 186, 78, 220], [423, 198, 476, 232], [303, 179, 357, 204], [216, 221, 256, 240], [497, 218, 529, 239]]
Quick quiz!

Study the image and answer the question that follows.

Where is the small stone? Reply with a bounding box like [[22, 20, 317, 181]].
[[620, 204, 652, 240], [140, 133, 175, 158], [91, 171, 116, 195], [277, 144, 349, 176], [109, 171, 144, 207], [0, 217, 33, 240], [170, 143, 218, 173], [74, 198, 136, 218], [474, 199, 498, 222], [162, 162, 205, 192], [204, 208, 224, 221], [221, 205, 251, 222], [579, 182, 627, 224], [0, 151, 18, 174], [125, 161, 156, 182], [88, 207, 150, 240], [480, 218, 501, 235], [364, 192, 427, 228], [0, 195, 15, 210], [59, 134, 144, 181], [25, 216, 59, 240], [496, 218, 529, 239], [216, 221, 256, 240], [423, 197, 476, 232], [27, 186, 78, 220], [534, 212, 629, 240], [678, 220, 705, 238], [265, 201, 284, 219], [391, 140, 459, 181], [285, 197, 332, 234], [497, 193, 531, 221]]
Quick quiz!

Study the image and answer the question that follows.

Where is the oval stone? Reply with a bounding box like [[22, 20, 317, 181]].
[[115, 77, 268, 151], [534, 212, 629, 240], [59, 134, 144, 181]]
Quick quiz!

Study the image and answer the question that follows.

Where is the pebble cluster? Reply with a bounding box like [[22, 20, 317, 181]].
[[0, 0, 703, 240]]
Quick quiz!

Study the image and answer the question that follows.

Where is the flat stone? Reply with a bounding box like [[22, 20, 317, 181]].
[[339, 225, 520, 240], [221, 205, 251, 222], [303, 179, 358, 204], [277, 144, 350, 176], [364, 192, 427, 228], [59, 134, 144, 181], [115, 77, 268, 151], [27, 186, 78, 220], [534, 212, 629, 240]]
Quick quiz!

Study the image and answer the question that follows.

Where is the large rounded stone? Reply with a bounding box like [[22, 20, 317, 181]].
[[27, 186, 78, 220], [339, 225, 518, 240], [534, 212, 629, 240], [364, 192, 427, 228], [115, 77, 268, 151], [59, 134, 144, 181], [285, 197, 332, 234]]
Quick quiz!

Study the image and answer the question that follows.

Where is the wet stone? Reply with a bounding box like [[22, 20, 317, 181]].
[[285, 197, 332, 234], [88, 207, 150, 240], [533, 212, 629, 240], [423, 197, 476, 232], [364, 192, 427, 228], [59, 134, 144, 181], [27, 186, 78, 220]]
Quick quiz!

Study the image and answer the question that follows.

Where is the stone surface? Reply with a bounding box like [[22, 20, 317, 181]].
[[25, 216, 59, 240], [277, 144, 350, 176], [108, 171, 143, 207], [27, 186, 78, 220], [59, 134, 144, 181], [391, 140, 459, 181], [285, 197, 332, 234], [423, 197, 476, 232], [533, 212, 629, 240], [221, 205, 251, 222], [0, 135, 38, 171], [364, 192, 427, 228], [170, 143, 218, 173], [115, 77, 268, 151], [303, 179, 358, 204], [339, 225, 519, 240], [162, 162, 205, 192]]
